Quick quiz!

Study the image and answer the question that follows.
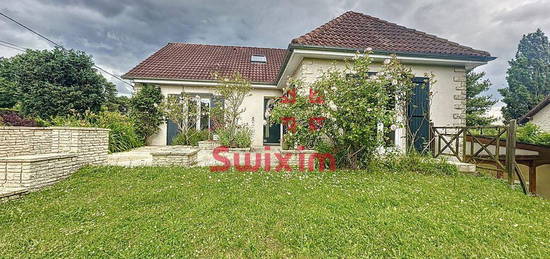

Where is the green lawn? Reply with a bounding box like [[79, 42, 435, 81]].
[[1, 167, 549, 257]]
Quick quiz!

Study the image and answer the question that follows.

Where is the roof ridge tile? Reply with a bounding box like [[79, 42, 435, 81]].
[[291, 11, 492, 58]]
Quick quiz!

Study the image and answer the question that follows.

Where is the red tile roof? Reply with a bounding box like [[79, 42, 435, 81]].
[[123, 43, 287, 84], [291, 11, 492, 58], [125, 11, 494, 83]]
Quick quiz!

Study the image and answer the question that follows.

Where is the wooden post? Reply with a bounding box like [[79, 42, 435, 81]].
[[495, 128, 500, 167], [529, 161, 537, 194], [429, 122, 435, 155], [462, 128, 467, 162], [505, 120, 517, 186]]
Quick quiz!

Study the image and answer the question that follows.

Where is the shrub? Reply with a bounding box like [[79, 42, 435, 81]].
[[233, 127, 252, 148], [370, 152, 458, 176], [48, 114, 94, 127], [216, 126, 252, 148], [517, 123, 550, 146], [0, 109, 42, 127], [93, 111, 143, 153], [171, 129, 210, 146], [50, 111, 143, 153], [129, 84, 164, 142], [271, 53, 417, 169]]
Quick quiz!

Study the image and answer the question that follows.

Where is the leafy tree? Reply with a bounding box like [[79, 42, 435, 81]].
[[0, 77, 17, 108], [102, 81, 119, 111], [465, 71, 497, 126], [271, 54, 416, 169], [105, 95, 131, 114], [0, 47, 116, 118], [129, 84, 163, 141], [500, 29, 550, 120]]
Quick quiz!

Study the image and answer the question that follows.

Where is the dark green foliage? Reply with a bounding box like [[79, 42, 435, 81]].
[[0, 77, 17, 108], [102, 81, 121, 112], [171, 129, 210, 146], [0, 48, 116, 118], [106, 95, 131, 114], [129, 84, 163, 141], [466, 71, 497, 126], [500, 29, 550, 120]]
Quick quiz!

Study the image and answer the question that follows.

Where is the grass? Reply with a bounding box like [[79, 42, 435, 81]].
[[0, 167, 549, 257]]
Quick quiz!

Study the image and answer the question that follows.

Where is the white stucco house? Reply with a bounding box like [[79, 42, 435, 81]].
[[123, 11, 495, 151], [519, 96, 550, 132]]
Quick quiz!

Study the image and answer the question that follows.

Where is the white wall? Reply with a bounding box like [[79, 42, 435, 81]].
[[531, 104, 550, 132], [290, 58, 467, 150], [144, 83, 282, 147], [141, 57, 467, 149]]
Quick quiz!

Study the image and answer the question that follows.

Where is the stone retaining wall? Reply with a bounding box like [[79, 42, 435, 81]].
[[0, 154, 79, 190], [0, 127, 109, 191]]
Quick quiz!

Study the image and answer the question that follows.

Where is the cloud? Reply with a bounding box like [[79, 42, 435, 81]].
[[1, 0, 549, 106]]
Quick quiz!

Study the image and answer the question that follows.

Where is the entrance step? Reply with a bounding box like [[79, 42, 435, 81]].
[[443, 156, 477, 173]]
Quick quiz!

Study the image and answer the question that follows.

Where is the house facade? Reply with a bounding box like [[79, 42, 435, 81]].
[[519, 96, 550, 131], [123, 11, 495, 150]]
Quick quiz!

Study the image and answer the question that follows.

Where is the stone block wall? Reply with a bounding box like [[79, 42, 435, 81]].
[[151, 150, 199, 166], [0, 126, 109, 191], [452, 67, 467, 127], [0, 127, 53, 157], [0, 127, 109, 165], [50, 127, 109, 166], [0, 154, 79, 190]]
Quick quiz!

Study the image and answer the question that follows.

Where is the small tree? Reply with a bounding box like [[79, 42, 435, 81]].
[[129, 84, 164, 141], [160, 92, 199, 143], [465, 71, 497, 126], [212, 72, 252, 144], [271, 53, 415, 169], [500, 29, 550, 120]]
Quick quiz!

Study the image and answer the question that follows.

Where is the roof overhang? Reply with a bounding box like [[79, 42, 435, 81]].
[[276, 45, 496, 88], [128, 77, 279, 90], [519, 96, 550, 124]]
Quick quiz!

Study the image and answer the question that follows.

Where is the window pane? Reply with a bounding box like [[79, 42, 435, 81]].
[[187, 98, 198, 129], [200, 98, 210, 130]]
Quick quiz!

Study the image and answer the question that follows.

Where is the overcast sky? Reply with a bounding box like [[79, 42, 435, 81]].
[[1, 0, 549, 118]]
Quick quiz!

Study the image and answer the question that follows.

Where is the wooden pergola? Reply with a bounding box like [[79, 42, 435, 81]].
[[466, 136, 550, 194]]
